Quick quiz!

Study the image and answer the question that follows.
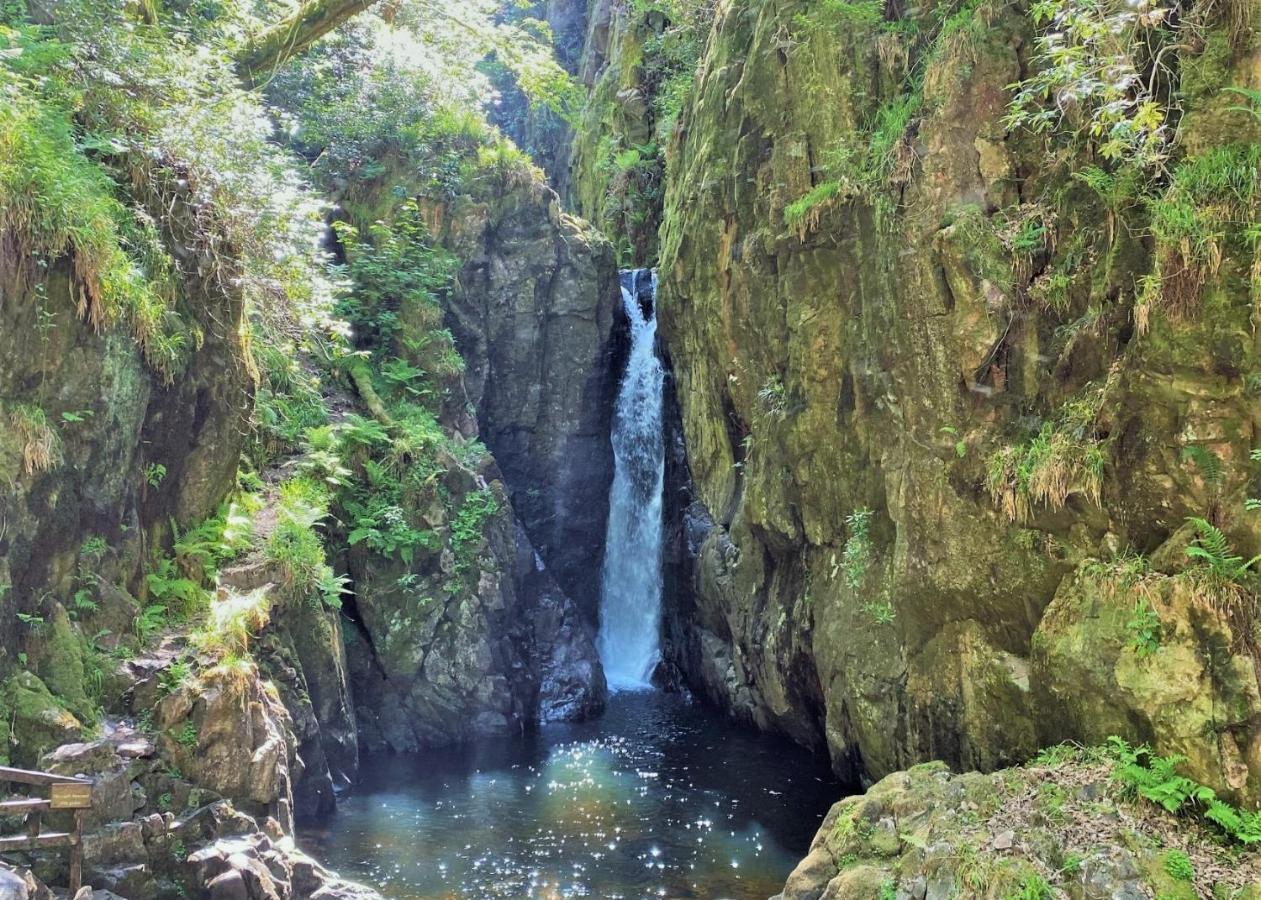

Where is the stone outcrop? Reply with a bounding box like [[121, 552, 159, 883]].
[[31, 659, 379, 900], [775, 757, 1261, 900], [341, 454, 605, 752], [438, 173, 621, 623]]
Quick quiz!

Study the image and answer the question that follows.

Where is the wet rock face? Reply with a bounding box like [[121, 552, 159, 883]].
[[513, 521, 607, 722], [440, 179, 620, 624], [647, 0, 1261, 798], [341, 462, 605, 753]]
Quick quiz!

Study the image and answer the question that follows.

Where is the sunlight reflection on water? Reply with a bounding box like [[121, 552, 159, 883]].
[[299, 690, 842, 900]]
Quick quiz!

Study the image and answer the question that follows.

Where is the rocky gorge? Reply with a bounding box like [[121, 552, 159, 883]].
[[1, 0, 1261, 895]]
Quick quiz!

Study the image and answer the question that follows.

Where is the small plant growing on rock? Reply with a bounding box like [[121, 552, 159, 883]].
[[1184, 517, 1260, 581], [145, 462, 167, 488], [986, 389, 1107, 522], [451, 488, 501, 574], [1163, 849, 1193, 882], [9, 404, 61, 475], [175, 720, 198, 748], [1125, 598, 1162, 657], [841, 508, 874, 590], [1012, 873, 1053, 900], [757, 376, 792, 420]]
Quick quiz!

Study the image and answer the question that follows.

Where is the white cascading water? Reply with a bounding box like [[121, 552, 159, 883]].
[[597, 269, 665, 690]]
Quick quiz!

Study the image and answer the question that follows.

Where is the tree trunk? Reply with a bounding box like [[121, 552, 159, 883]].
[[236, 0, 377, 86]]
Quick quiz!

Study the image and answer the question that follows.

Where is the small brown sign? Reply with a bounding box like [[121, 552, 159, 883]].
[[49, 782, 92, 810]]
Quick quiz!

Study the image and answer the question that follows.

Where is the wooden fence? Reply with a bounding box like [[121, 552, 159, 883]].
[[0, 765, 93, 893]]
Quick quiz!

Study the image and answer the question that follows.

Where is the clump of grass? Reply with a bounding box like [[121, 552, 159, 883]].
[[265, 478, 332, 592], [0, 86, 188, 381], [986, 390, 1107, 522], [191, 585, 272, 659], [1146, 143, 1261, 317], [8, 403, 61, 475]]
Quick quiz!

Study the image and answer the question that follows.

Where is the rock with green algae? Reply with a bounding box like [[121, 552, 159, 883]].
[[1, 670, 82, 767], [32, 603, 95, 725], [775, 757, 1261, 900], [648, 0, 1261, 801], [1032, 555, 1261, 802]]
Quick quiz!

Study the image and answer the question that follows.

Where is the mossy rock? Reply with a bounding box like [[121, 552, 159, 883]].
[[35, 604, 95, 724], [1032, 560, 1261, 801], [2, 671, 83, 767]]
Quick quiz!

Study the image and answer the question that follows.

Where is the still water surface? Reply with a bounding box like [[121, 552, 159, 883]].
[[300, 690, 842, 899]]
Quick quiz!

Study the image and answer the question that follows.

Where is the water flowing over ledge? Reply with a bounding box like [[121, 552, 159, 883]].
[[597, 269, 665, 690]]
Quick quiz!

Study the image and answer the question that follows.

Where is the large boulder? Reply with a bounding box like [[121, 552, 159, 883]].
[[154, 663, 297, 832], [1033, 561, 1261, 801], [1, 671, 82, 767]]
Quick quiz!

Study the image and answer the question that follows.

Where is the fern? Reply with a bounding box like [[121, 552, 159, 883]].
[[1225, 86, 1261, 123], [1184, 517, 1261, 580], [1107, 737, 1261, 843], [1180, 445, 1223, 488]]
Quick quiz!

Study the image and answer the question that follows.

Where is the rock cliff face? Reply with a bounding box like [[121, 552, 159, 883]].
[[549, 0, 1261, 803], [651, 0, 1261, 800], [337, 164, 614, 750], [0, 199, 251, 661], [438, 175, 621, 621]]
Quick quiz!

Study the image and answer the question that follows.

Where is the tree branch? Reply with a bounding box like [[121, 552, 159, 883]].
[[236, 0, 377, 87]]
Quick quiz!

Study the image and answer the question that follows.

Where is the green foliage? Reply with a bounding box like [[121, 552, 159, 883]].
[[145, 558, 206, 619], [1163, 849, 1194, 882], [1106, 736, 1261, 843], [174, 720, 198, 748], [757, 377, 792, 420], [1179, 446, 1224, 490], [1125, 598, 1162, 657], [5, 403, 61, 476], [877, 879, 897, 900], [784, 181, 846, 237], [842, 508, 874, 591], [451, 488, 500, 573], [251, 339, 330, 460], [1009, 874, 1053, 900], [1005, 0, 1178, 168], [343, 449, 440, 566], [0, 61, 187, 381], [1151, 145, 1261, 239], [134, 603, 168, 644], [1224, 86, 1261, 123], [173, 501, 254, 582], [333, 200, 459, 377], [987, 390, 1107, 522], [158, 659, 192, 698], [144, 463, 167, 488], [265, 478, 333, 592], [862, 598, 896, 625], [2, 0, 339, 377], [1184, 517, 1261, 581]]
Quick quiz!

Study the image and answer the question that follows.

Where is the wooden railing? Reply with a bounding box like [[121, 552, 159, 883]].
[[0, 765, 92, 892]]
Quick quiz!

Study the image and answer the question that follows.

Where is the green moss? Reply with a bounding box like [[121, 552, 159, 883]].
[[36, 605, 95, 724], [2, 671, 82, 766]]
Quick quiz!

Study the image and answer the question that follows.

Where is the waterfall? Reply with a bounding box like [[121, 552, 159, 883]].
[[597, 269, 665, 690]]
